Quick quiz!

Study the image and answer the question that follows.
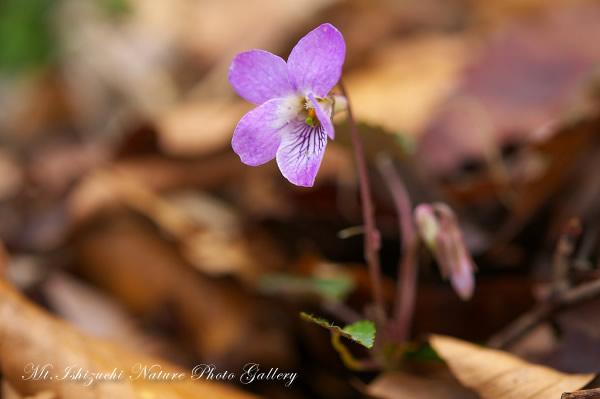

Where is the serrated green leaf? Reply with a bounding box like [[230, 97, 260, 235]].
[[341, 320, 376, 348], [300, 312, 375, 348]]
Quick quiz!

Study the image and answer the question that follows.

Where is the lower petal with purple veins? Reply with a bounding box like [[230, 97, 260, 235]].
[[276, 121, 328, 187]]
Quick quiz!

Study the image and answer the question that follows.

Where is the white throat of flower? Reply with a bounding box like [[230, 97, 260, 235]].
[[303, 94, 334, 127]]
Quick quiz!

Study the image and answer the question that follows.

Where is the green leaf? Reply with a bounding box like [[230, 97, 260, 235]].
[[99, 0, 131, 18], [402, 342, 442, 361], [259, 273, 355, 301], [300, 312, 375, 348], [0, 0, 57, 74], [341, 320, 376, 349]]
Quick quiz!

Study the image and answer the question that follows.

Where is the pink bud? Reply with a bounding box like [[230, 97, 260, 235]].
[[414, 202, 476, 300]]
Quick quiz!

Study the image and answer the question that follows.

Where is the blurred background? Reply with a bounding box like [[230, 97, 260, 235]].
[[1, 0, 600, 398]]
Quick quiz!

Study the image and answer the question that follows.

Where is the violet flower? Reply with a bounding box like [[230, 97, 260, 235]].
[[229, 23, 346, 187]]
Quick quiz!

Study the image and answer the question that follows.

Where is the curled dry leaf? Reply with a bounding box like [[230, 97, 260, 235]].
[[0, 279, 261, 399], [70, 168, 258, 281], [68, 154, 246, 223], [430, 335, 595, 399]]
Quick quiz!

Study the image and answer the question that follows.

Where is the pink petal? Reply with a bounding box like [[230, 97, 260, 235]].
[[276, 121, 327, 187], [307, 92, 335, 139], [229, 50, 295, 104], [287, 24, 345, 98], [232, 98, 295, 166]]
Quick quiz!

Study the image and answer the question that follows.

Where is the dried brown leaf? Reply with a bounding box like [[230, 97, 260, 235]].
[[419, 3, 600, 174], [43, 273, 174, 358], [430, 335, 594, 399], [0, 280, 260, 398], [344, 34, 467, 136], [72, 169, 258, 280], [68, 154, 245, 222], [74, 216, 294, 368], [155, 99, 252, 157]]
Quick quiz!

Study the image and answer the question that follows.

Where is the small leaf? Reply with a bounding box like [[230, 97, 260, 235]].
[[260, 273, 355, 301], [300, 312, 375, 348], [341, 320, 376, 349]]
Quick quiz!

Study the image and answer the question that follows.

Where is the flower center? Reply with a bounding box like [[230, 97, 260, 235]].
[[305, 107, 319, 127]]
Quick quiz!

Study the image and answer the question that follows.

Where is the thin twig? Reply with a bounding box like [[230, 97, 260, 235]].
[[376, 156, 417, 342], [338, 80, 386, 327], [562, 388, 600, 399], [488, 278, 600, 349]]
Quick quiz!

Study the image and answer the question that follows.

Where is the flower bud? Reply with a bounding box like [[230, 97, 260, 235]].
[[414, 202, 476, 300]]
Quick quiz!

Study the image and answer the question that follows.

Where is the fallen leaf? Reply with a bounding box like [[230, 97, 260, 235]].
[[42, 272, 177, 360], [367, 372, 479, 399], [95, 170, 256, 280], [344, 34, 467, 136], [74, 215, 295, 369], [467, 0, 595, 28], [155, 98, 252, 157], [418, 3, 600, 174], [0, 279, 261, 398], [68, 154, 246, 223], [430, 334, 594, 399]]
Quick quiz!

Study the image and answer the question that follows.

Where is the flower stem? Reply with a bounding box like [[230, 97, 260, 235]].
[[338, 80, 386, 326], [376, 156, 418, 343]]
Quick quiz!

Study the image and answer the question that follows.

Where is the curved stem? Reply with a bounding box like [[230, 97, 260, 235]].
[[338, 80, 386, 326], [377, 156, 417, 343]]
